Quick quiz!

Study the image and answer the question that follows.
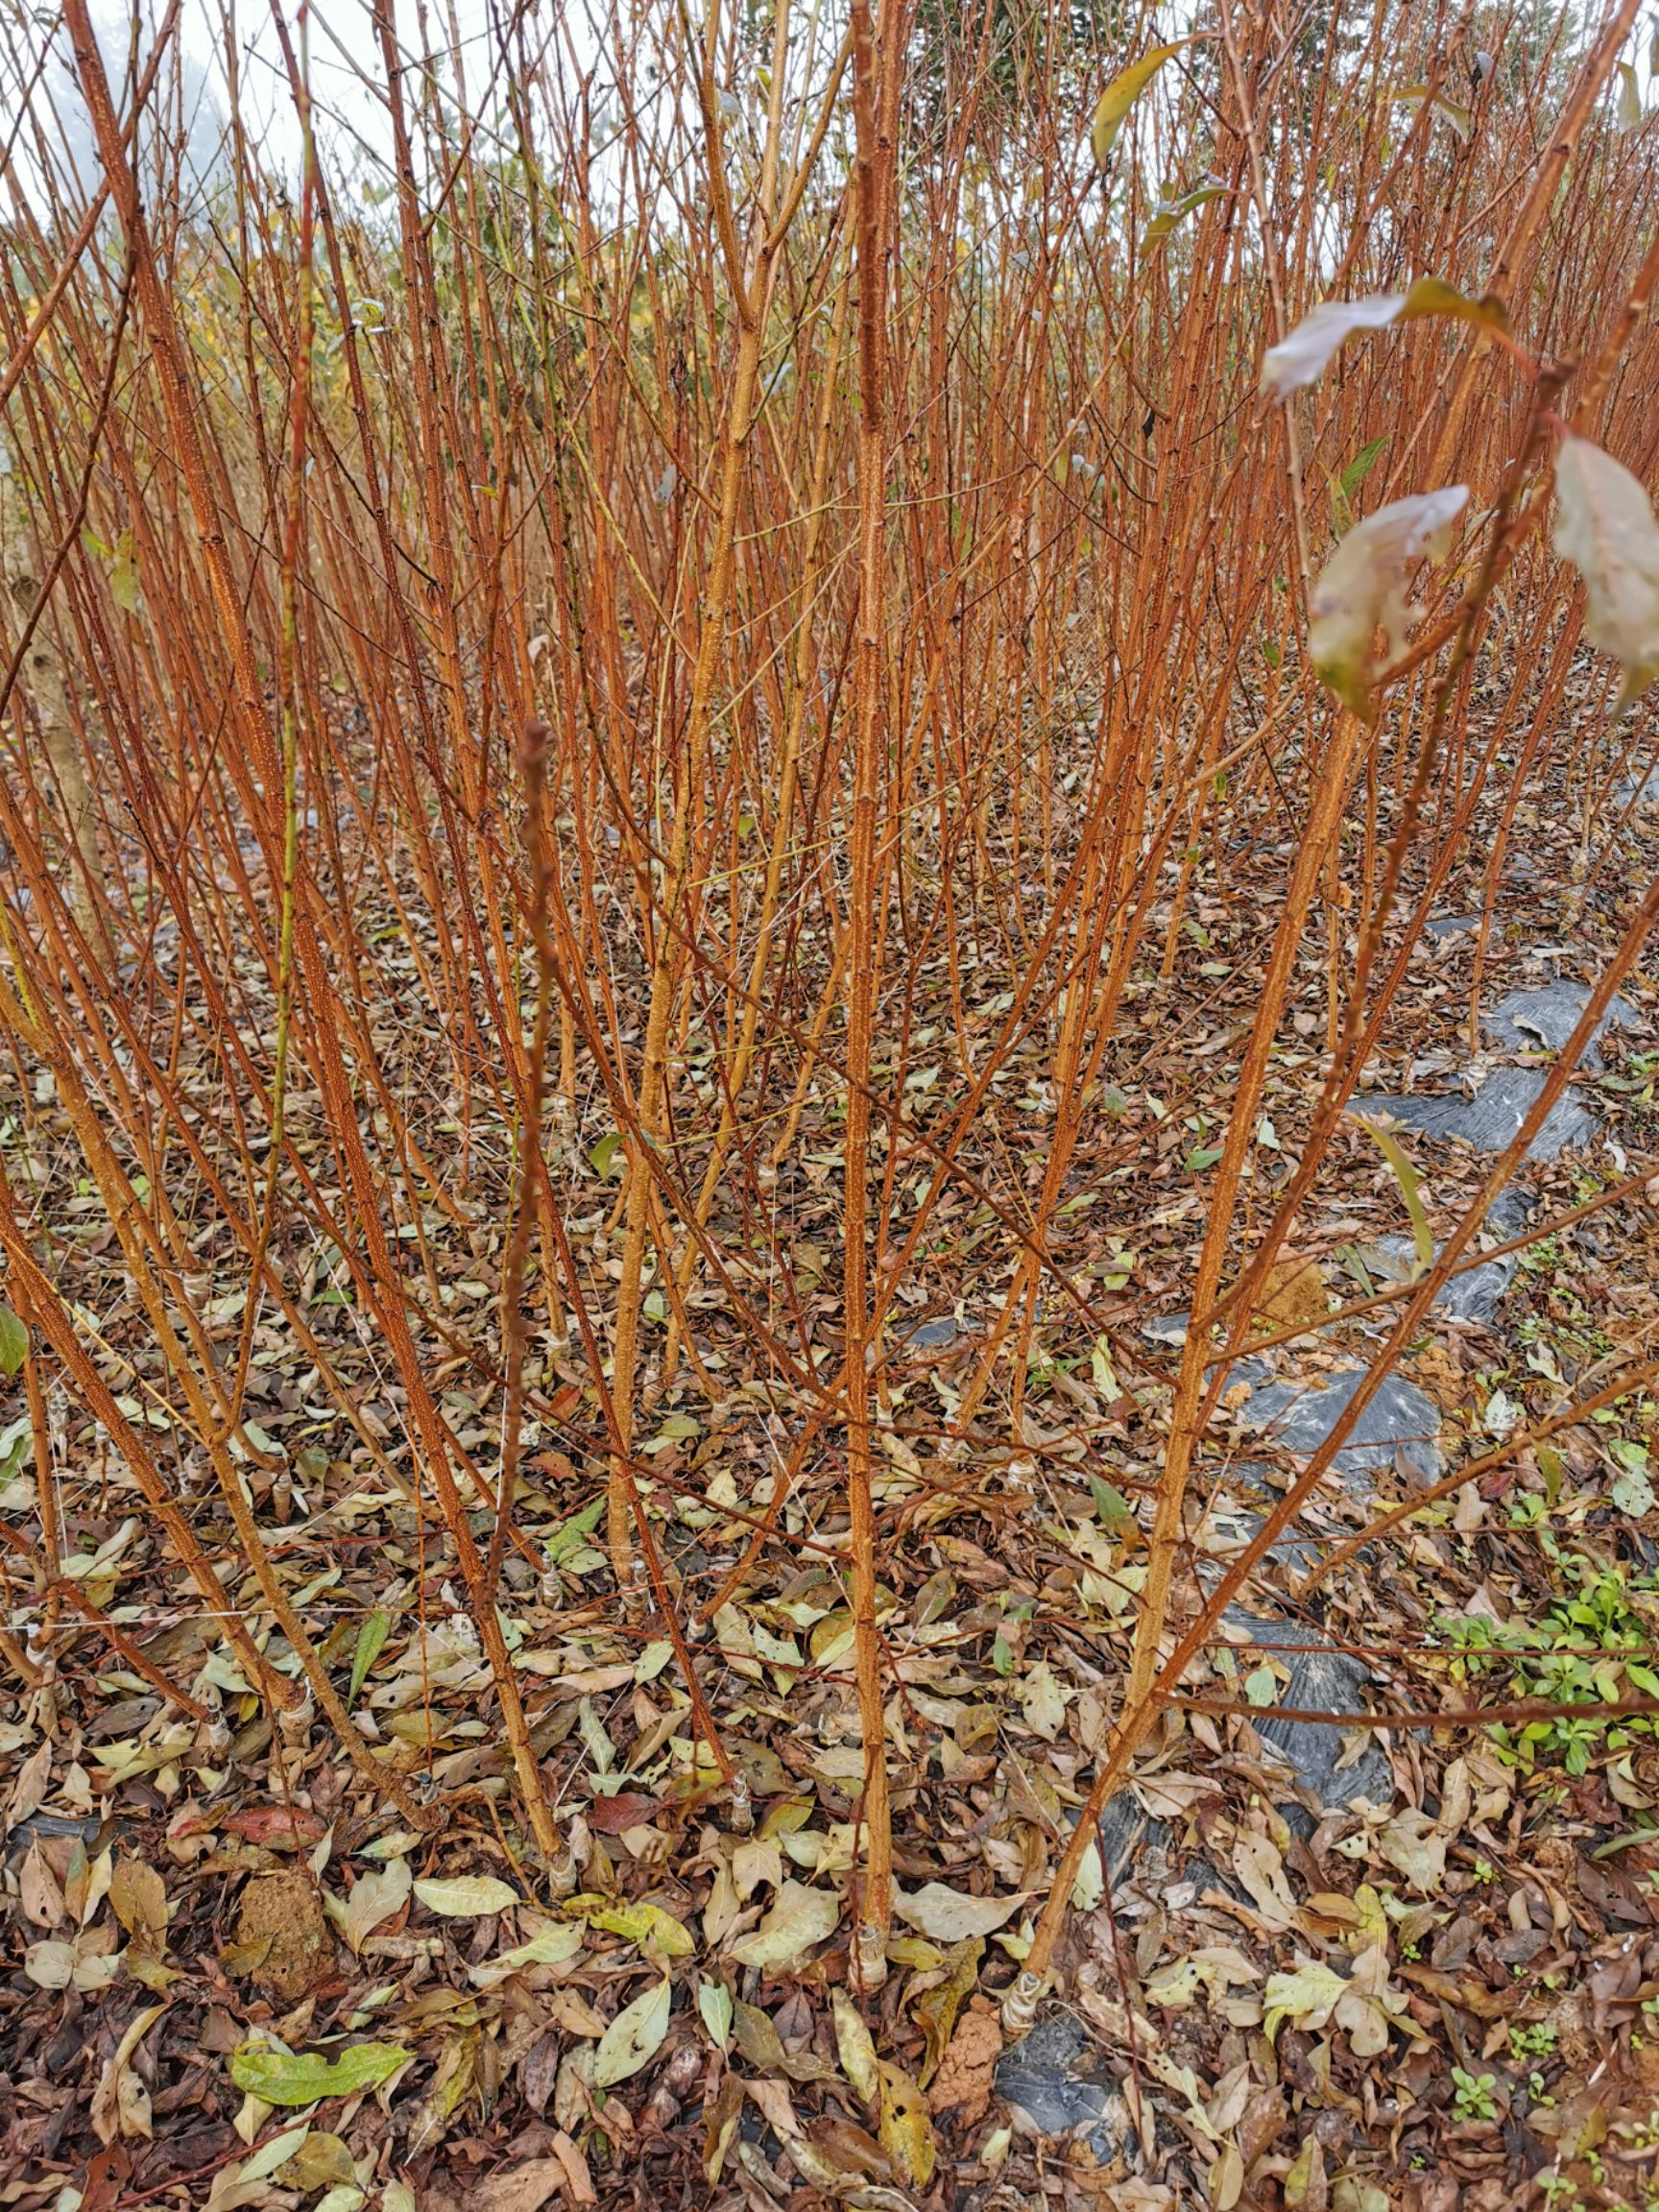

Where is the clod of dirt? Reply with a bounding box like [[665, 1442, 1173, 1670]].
[[232, 1869, 334, 2000], [1252, 1252, 1332, 1336], [928, 1997, 1002, 2123]]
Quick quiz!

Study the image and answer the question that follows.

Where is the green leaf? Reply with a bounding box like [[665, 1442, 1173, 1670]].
[[1090, 41, 1192, 166], [348, 1611, 391, 1706], [1338, 436, 1389, 501], [589, 1131, 624, 1178], [237, 2122, 313, 2184], [592, 1976, 672, 2086], [0, 1302, 28, 1380], [1611, 1451, 1655, 1517], [1244, 1664, 1279, 1708], [1090, 1475, 1135, 1532], [470, 1920, 585, 1984], [545, 1495, 607, 1565], [1090, 1335, 1119, 1395], [228, 2041, 409, 2106], [727, 1880, 840, 1971], [1352, 1116, 1434, 1277], [1185, 1145, 1224, 1171]]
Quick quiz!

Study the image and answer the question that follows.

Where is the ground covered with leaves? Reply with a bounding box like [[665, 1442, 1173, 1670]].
[[6, 730, 1659, 2212]]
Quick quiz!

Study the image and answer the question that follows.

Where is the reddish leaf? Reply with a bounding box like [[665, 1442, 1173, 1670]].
[[586, 1792, 665, 1835], [222, 1806, 326, 1847]]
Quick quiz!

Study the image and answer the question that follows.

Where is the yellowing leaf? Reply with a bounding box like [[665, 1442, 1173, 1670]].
[[1616, 60, 1642, 131], [877, 2059, 937, 2188], [1145, 1955, 1203, 2009], [1018, 1661, 1068, 1740], [1395, 275, 1508, 337], [326, 1858, 411, 1955], [1376, 1806, 1447, 1892], [469, 1918, 585, 1985], [276, 2131, 356, 2191], [912, 1936, 984, 2084], [1142, 180, 1230, 247], [591, 1977, 671, 2087], [1309, 487, 1468, 718], [1263, 1948, 1411, 2057], [1262, 278, 1506, 397], [109, 1859, 168, 1940], [1262, 1960, 1349, 2040], [1090, 42, 1191, 166], [413, 1875, 519, 1917], [228, 2042, 409, 2105], [727, 1880, 839, 1970], [1390, 84, 1474, 140], [831, 1988, 879, 2104], [698, 1978, 733, 2052], [893, 1882, 1027, 1942], [583, 1899, 694, 1957], [1352, 1116, 1433, 1277], [1553, 433, 1659, 707]]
